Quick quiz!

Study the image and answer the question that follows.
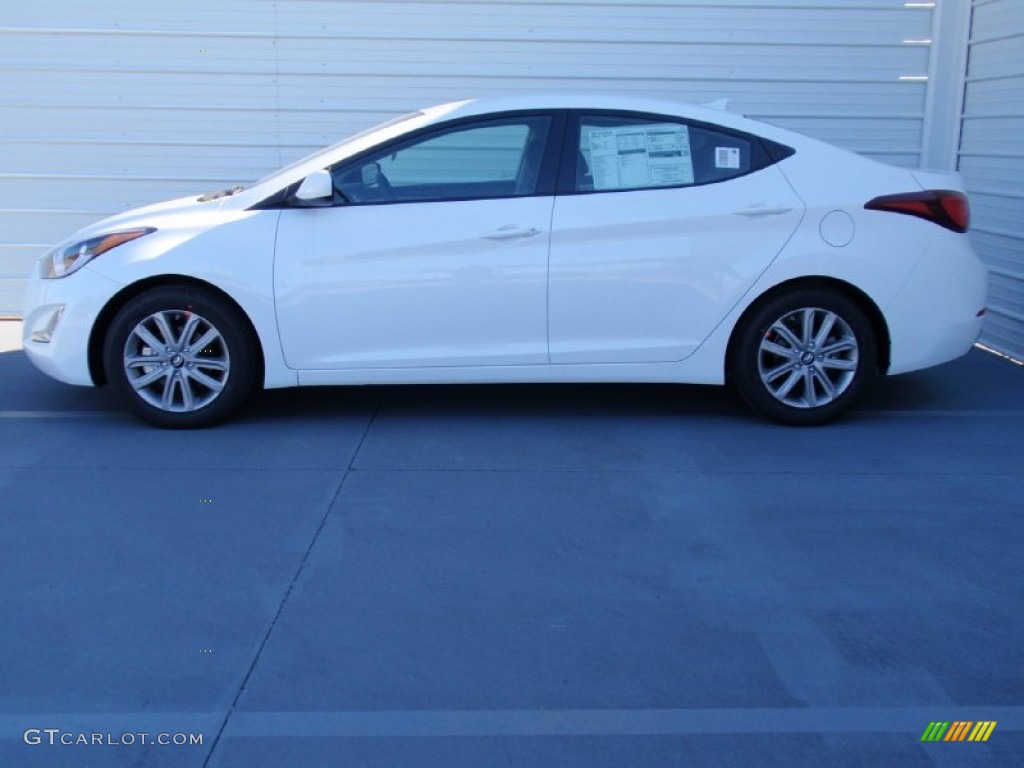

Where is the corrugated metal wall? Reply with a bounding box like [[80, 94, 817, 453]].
[[960, 0, 1024, 360], [0, 0, 939, 315]]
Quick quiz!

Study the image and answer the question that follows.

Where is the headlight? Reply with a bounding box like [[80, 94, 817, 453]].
[[40, 227, 156, 279]]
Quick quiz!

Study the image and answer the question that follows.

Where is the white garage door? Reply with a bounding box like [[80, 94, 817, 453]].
[[0, 1, 942, 315], [960, 0, 1024, 360]]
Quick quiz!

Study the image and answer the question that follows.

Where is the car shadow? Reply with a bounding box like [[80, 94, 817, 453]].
[[248, 380, 749, 424], [0, 348, 121, 413], [3, 347, 1018, 426]]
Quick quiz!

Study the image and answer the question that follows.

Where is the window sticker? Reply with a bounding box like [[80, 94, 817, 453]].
[[715, 146, 741, 169], [587, 123, 694, 190]]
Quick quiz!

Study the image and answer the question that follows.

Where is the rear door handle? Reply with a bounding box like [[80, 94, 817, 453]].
[[481, 225, 542, 241], [732, 204, 794, 217]]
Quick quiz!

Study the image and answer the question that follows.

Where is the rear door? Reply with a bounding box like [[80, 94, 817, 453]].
[[549, 111, 804, 364]]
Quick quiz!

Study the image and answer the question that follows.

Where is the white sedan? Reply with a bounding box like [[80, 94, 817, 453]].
[[22, 95, 988, 427]]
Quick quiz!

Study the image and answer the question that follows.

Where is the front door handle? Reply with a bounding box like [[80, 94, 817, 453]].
[[481, 225, 542, 241], [732, 204, 794, 218]]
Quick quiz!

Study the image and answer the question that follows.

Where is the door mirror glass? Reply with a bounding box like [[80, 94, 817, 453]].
[[360, 163, 382, 185]]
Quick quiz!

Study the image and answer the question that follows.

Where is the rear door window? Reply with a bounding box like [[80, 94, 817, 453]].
[[571, 113, 776, 194]]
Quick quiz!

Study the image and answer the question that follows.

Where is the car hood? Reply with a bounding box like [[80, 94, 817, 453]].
[[57, 194, 236, 247]]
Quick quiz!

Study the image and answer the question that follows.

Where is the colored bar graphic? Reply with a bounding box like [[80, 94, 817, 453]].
[[968, 721, 997, 742], [945, 721, 972, 741], [921, 720, 996, 742]]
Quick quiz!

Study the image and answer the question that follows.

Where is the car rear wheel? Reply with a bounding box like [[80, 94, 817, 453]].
[[730, 289, 877, 425], [103, 286, 258, 428]]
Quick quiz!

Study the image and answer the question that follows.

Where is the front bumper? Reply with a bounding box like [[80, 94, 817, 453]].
[[22, 266, 123, 386]]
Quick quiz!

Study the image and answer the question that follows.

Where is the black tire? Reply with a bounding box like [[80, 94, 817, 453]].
[[103, 286, 259, 428], [730, 288, 877, 426]]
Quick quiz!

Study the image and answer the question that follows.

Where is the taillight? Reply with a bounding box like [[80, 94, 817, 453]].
[[864, 190, 969, 233]]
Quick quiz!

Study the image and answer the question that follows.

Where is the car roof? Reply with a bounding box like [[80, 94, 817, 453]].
[[423, 93, 785, 139]]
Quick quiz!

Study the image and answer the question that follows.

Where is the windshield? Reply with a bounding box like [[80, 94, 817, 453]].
[[252, 110, 426, 187]]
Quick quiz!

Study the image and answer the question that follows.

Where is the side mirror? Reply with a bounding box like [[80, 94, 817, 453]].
[[291, 170, 334, 206]]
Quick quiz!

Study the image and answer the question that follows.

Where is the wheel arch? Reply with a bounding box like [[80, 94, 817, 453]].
[[88, 275, 265, 387], [725, 276, 891, 383]]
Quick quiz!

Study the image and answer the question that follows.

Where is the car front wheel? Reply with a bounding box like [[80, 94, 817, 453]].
[[103, 286, 258, 428], [730, 289, 877, 425]]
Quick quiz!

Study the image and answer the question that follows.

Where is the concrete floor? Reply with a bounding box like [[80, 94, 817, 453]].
[[0, 321, 1021, 767]]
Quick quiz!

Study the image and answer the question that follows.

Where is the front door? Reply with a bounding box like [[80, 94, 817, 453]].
[[273, 115, 556, 369]]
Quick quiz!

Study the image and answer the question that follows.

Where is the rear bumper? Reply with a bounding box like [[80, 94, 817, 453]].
[[885, 233, 988, 375]]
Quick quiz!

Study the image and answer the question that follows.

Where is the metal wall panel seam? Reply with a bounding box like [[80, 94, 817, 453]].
[[960, 0, 1024, 358]]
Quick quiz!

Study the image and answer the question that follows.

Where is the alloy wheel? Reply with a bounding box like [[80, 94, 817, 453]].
[[757, 306, 859, 409], [122, 309, 230, 412]]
